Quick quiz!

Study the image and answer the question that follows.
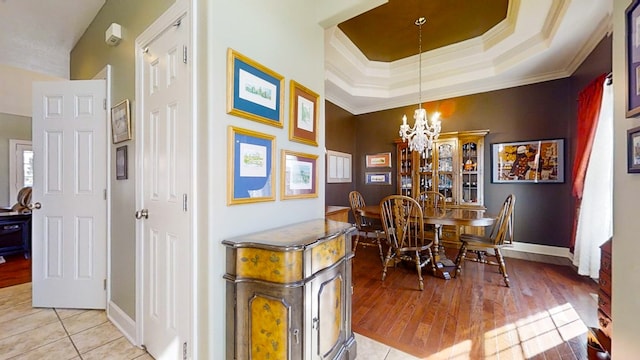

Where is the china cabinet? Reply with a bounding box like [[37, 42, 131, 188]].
[[223, 219, 357, 360], [396, 130, 489, 245]]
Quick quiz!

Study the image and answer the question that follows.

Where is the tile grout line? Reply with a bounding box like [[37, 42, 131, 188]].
[[54, 308, 83, 359]]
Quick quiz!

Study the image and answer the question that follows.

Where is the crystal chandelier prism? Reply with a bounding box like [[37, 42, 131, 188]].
[[399, 17, 441, 157]]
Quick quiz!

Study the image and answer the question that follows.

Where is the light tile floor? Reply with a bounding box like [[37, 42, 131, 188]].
[[0, 283, 151, 360], [0, 282, 419, 360]]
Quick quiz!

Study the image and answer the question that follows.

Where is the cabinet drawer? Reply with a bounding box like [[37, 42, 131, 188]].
[[598, 309, 612, 339], [598, 269, 611, 297], [598, 290, 611, 319], [600, 253, 611, 273]]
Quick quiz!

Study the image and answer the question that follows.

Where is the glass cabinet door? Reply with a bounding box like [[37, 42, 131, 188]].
[[397, 143, 413, 197], [459, 137, 484, 206], [418, 148, 434, 194], [436, 140, 457, 205]]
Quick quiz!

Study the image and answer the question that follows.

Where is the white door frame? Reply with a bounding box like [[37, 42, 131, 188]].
[[134, 0, 196, 350]]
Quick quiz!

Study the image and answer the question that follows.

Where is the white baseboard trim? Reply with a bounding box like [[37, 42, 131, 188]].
[[107, 301, 139, 347], [508, 242, 573, 260]]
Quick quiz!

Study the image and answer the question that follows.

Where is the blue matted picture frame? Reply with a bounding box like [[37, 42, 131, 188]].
[[227, 48, 284, 127], [365, 172, 392, 185], [227, 126, 276, 205]]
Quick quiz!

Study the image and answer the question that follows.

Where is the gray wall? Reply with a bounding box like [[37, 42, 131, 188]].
[[0, 113, 31, 207]]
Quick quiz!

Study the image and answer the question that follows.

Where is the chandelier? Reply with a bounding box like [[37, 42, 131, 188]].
[[399, 17, 441, 157]]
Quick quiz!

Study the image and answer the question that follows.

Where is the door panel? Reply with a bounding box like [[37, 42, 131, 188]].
[[32, 80, 107, 309]]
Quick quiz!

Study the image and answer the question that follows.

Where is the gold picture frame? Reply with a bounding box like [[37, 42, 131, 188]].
[[111, 99, 131, 144], [281, 149, 318, 200], [289, 80, 319, 146], [227, 126, 276, 205]]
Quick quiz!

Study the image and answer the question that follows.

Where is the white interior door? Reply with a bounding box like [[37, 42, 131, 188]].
[[138, 13, 192, 359], [31, 80, 107, 309]]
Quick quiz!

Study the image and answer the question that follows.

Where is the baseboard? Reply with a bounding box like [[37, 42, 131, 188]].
[[107, 300, 139, 347], [508, 242, 572, 259]]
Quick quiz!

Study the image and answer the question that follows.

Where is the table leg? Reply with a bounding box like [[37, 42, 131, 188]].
[[431, 224, 452, 280]]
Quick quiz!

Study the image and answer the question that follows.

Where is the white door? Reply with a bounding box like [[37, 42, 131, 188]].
[[31, 80, 107, 309], [138, 14, 192, 359]]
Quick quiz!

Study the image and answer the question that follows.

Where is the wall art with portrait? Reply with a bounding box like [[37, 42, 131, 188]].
[[492, 138, 565, 183]]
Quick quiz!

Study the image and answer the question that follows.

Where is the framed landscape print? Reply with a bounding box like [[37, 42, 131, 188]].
[[227, 126, 276, 205], [365, 172, 392, 185], [365, 152, 392, 168], [492, 138, 565, 183], [281, 150, 318, 200], [627, 126, 640, 173], [289, 80, 319, 146], [227, 48, 284, 127], [116, 145, 127, 180]]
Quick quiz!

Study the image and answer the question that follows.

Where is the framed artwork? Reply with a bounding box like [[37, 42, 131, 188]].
[[627, 126, 640, 173], [281, 150, 318, 200], [366, 152, 392, 168], [289, 80, 319, 146], [227, 126, 276, 205], [627, 0, 640, 117], [111, 99, 132, 144], [326, 150, 352, 183], [116, 145, 127, 180], [365, 172, 392, 185], [227, 48, 284, 127], [491, 138, 565, 183]]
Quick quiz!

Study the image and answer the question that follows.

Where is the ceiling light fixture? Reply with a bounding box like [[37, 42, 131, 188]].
[[399, 17, 441, 157]]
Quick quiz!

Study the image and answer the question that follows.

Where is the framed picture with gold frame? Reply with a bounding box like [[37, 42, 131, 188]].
[[227, 126, 276, 205], [281, 149, 318, 200], [289, 80, 319, 146], [111, 99, 131, 144], [227, 48, 284, 127]]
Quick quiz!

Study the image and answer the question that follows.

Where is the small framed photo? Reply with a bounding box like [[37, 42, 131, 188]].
[[227, 126, 276, 205], [627, 0, 640, 117], [111, 99, 132, 144], [366, 152, 392, 168], [627, 126, 640, 173], [289, 80, 319, 146], [326, 150, 352, 183], [281, 150, 318, 200], [491, 138, 564, 183], [365, 172, 392, 185], [116, 145, 128, 180], [227, 48, 284, 127]]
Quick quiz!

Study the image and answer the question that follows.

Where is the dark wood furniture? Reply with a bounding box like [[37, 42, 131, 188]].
[[223, 219, 357, 360], [0, 213, 31, 259], [590, 238, 612, 357], [396, 130, 489, 246], [358, 205, 494, 279]]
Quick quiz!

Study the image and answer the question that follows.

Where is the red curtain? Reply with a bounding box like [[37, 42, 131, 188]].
[[570, 73, 607, 249]]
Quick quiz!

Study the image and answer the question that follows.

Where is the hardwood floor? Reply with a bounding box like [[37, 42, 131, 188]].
[[0, 254, 31, 288], [351, 244, 599, 359]]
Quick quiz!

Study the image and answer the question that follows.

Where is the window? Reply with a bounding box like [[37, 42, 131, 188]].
[[9, 139, 33, 206]]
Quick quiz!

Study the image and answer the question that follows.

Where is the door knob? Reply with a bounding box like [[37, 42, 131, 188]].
[[28, 202, 42, 210], [135, 209, 149, 219]]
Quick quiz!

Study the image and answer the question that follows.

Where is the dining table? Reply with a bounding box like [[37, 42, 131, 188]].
[[357, 205, 495, 279]]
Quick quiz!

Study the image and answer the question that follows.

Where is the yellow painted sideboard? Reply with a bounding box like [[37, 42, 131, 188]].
[[223, 219, 357, 360]]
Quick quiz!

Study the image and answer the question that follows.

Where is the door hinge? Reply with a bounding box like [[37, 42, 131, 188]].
[[183, 194, 188, 212], [103, 279, 107, 290], [183, 341, 188, 360], [103, 98, 107, 110], [183, 46, 187, 64]]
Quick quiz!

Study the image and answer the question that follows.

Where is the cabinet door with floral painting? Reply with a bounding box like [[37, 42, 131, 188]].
[[459, 136, 484, 206]]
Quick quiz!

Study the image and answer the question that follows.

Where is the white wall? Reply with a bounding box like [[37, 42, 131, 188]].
[[613, 0, 640, 358], [200, 0, 382, 358], [0, 64, 63, 117]]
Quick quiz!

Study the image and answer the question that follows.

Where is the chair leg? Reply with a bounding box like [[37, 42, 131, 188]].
[[375, 231, 385, 265], [455, 243, 468, 278], [495, 248, 510, 287], [414, 251, 424, 291], [352, 232, 361, 255], [427, 247, 436, 275], [381, 247, 395, 281]]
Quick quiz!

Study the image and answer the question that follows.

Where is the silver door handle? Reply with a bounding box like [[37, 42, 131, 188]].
[[135, 209, 149, 219], [28, 202, 42, 210]]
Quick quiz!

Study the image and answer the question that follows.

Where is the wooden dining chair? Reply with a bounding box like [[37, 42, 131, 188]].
[[348, 191, 385, 265], [418, 191, 446, 210], [454, 194, 516, 287], [380, 195, 436, 291]]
